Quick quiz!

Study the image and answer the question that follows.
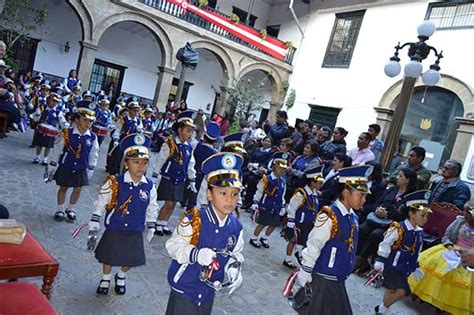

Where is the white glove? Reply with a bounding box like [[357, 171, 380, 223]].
[[87, 169, 94, 180], [442, 250, 462, 272], [227, 268, 243, 295], [374, 261, 384, 272], [147, 228, 155, 243], [48, 162, 58, 179], [279, 206, 287, 216], [251, 203, 259, 211], [411, 268, 424, 281], [197, 248, 216, 266], [287, 221, 295, 229], [297, 270, 312, 287], [188, 181, 197, 193], [33, 108, 41, 122], [88, 220, 100, 231], [112, 139, 119, 147]]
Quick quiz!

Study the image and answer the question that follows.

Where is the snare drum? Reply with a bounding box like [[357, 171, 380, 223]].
[[37, 123, 60, 137], [92, 125, 108, 136], [144, 131, 154, 139]]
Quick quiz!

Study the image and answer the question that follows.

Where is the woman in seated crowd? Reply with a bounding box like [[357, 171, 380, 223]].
[[353, 167, 418, 273], [317, 153, 352, 207]]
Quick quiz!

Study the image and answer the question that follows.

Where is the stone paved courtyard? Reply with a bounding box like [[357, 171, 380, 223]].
[[0, 130, 436, 314]]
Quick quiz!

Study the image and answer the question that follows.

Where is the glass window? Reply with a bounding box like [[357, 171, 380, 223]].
[[322, 10, 365, 68], [427, 2, 474, 29]]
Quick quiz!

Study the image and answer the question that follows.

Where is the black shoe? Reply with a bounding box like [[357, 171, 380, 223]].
[[54, 210, 65, 222], [114, 274, 126, 295], [65, 209, 76, 223], [96, 279, 110, 295], [249, 239, 261, 248], [260, 238, 269, 248], [33, 158, 40, 164], [374, 305, 382, 315], [154, 224, 164, 236], [283, 260, 297, 269], [162, 225, 172, 236]]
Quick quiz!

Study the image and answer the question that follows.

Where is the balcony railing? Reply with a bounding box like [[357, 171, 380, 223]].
[[140, 0, 296, 65]]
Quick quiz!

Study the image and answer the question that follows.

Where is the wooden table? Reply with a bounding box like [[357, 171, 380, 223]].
[[0, 231, 59, 299]]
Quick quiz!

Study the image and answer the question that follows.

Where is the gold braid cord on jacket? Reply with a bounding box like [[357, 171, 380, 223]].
[[317, 205, 356, 252], [63, 129, 81, 159], [167, 135, 184, 165], [102, 175, 133, 216], [177, 208, 202, 246]]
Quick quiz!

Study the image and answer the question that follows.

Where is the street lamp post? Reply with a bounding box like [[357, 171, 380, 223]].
[[380, 21, 444, 171]]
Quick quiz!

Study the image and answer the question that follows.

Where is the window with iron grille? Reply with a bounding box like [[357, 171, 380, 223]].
[[426, 2, 474, 29], [322, 10, 365, 68]]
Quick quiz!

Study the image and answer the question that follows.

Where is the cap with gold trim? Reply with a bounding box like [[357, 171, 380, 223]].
[[306, 165, 325, 184], [120, 133, 151, 159], [272, 151, 291, 169], [76, 100, 96, 121], [223, 132, 247, 155], [338, 165, 373, 193], [202, 152, 243, 189], [403, 190, 432, 213]]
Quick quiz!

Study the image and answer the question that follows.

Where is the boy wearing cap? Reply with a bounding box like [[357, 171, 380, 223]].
[[94, 96, 112, 146], [153, 110, 196, 236], [374, 190, 431, 315], [29, 79, 50, 130], [142, 107, 155, 133], [296, 165, 372, 314], [182, 122, 220, 210], [32, 88, 68, 165], [88, 133, 158, 296], [283, 165, 324, 269], [249, 152, 288, 249], [47, 100, 99, 222], [165, 152, 244, 314]]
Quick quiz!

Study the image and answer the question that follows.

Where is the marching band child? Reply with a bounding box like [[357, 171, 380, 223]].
[[142, 107, 155, 134], [152, 111, 196, 236], [94, 96, 112, 146], [249, 152, 289, 249], [165, 152, 244, 314], [48, 100, 99, 222], [297, 165, 372, 314], [283, 165, 324, 269], [32, 89, 68, 165], [88, 133, 158, 295], [373, 190, 431, 315]]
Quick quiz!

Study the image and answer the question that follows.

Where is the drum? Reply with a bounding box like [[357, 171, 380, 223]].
[[144, 131, 154, 139], [92, 125, 108, 136], [37, 123, 60, 137]]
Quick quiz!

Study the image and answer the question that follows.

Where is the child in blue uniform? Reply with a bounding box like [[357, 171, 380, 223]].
[[182, 122, 220, 209], [94, 96, 112, 146], [48, 101, 99, 222], [373, 190, 431, 315], [153, 111, 196, 235], [283, 165, 324, 269], [32, 89, 68, 165], [142, 108, 155, 133], [166, 152, 244, 315], [297, 165, 372, 315], [249, 152, 289, 249], [88, 133, 158, 295]]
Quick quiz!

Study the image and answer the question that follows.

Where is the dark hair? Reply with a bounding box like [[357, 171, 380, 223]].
[[400, 204, 418, 220], [280, 138, 294, 150], [398, 167, 417, 193], [263, 136, 273, 144], [368, 124, 381, 134], [203, 134, 217, 144], [411, 146, 426, 161], [277, 110, 288, 120], [68, 69, 76, 77], [334, 153, 352, 167], [335, 127, 348, 138], [367, 161, 383, 183], [360, 132, 373, 142], [446, 159, 462, 176], [320, 126, 332, 135], [305, 141, 320, 156]]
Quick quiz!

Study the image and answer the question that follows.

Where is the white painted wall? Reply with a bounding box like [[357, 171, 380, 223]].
[[216, 0, 271, 30], [284, 1, 474, 147]]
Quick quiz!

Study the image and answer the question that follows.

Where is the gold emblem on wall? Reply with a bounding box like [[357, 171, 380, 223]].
[[420, 118, 432, 130]]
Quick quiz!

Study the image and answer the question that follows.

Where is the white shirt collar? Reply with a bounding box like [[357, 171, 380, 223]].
[[304, 185, 316, 196], [72, 126, 91, 136], [124, 171, 148, 186], [174, 135, 188, 145], [270, 172, 278, 180], [334, 199, 354, 216], [404, 219, 423, 231]]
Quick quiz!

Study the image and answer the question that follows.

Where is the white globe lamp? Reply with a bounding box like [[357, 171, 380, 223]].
[[404, 60, 423, 78], [384, 60, 401, 77]]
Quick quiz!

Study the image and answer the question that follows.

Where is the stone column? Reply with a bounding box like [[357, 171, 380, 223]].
[[450, 117, 474, 164], [374, 106, 394, 140], [153, 66, 175, 111], [76, 41, 99, 91], [215, 85, 234, 117]]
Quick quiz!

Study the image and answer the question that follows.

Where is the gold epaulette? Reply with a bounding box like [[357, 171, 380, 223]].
[[317, 206, 338, 240], [177, 208, 202, 246], [386, 221, 404, 250], [167, 134, 177, 157], [104, 175, 119, 211]]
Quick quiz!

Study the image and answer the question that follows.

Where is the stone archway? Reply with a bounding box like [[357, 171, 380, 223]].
[[66, 0, 93, 42], [190, 40, 236, 83]]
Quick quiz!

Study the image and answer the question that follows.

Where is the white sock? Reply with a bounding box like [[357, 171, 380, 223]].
[[57, 204, 64, 212], [378, 303, 388, 313], [117, 270, 127, 286], [67, 203, 76, 211], [100, 273, 111, 288], [261, 235, 268, 241], [251, 235, 258, 241], [156, 220, 167, 226], [285, 255, 292, 262], [35, 154, 40, 159]]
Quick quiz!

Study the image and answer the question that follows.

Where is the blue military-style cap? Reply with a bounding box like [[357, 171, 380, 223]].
[[120, 133, 151, 159], [202, 152, 243, 188], [82, 90, 93, 98], [403, 190, 432, 213], [338, 165, 373, 193], [177, 110, 196, 128], [76, 100, 96, 121], [40, 79, 51, 89], [272, 151, 291, 169], [98, 95, 110, 103], [48, 88, 62, 102], [306, 165, 324, 182], [127, 96, 141, 109], [205, 122, 220, 140], [223, 132, 247, 155]]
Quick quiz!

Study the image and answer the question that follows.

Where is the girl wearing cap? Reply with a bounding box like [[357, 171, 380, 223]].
[[63, 69, 81, 94], [165, 152, 244, 314], [407, 200, 474, 315], [296, 165, 372, 314], [373, 190, 431, 315], [283, 166, 324, 269], [94, 97, 112, 146], [28, 80, 50, 131], [142, 108, 155, 134], [249, 153, 288, 249], [47, 100, 99, 222], [153, 110, 196, 236], [88, 133, 158, 296]]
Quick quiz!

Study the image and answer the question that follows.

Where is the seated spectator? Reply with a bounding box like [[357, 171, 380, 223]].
[[368, 123, 384, 161], [249, 120, 266, 141], [429, 160, 471, 210], [348, 132, 375, 165], [315, 126, 332, 146], [264, 110, 290, 146], [388, 146, 431, 190], [319, 126, 348, 167], [0, 88, 22, 131], [318, 153, 352, 207], [290, 119, 315, 155], [353, 167, 417, 274], [358, 161, 387, 223]]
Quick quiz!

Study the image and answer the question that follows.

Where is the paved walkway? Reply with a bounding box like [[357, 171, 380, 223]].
[[0, 130, 435, 314]]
